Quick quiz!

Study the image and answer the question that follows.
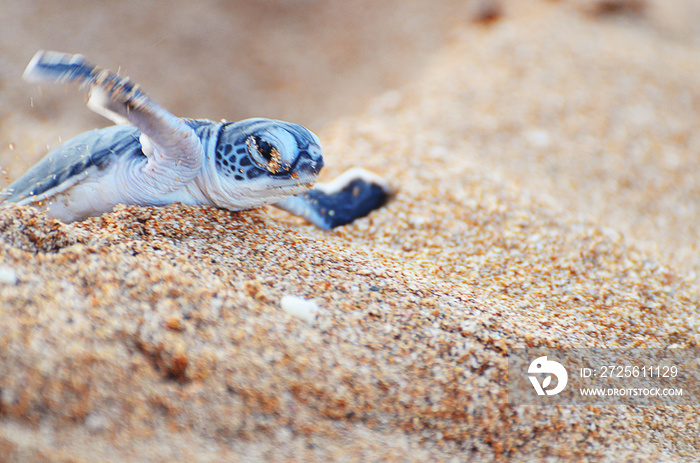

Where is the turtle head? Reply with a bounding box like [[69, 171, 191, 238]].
[[210, 118, 324, 208]]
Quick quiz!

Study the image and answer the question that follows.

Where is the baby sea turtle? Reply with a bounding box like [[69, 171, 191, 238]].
[[1, 51, 391, 229]]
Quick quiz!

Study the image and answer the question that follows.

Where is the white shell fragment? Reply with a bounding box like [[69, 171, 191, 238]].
[[280, 295, 319, 324], [0, 267, 18, 285]]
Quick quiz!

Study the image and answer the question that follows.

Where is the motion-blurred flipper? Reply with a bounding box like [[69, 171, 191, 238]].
[[23, 50, 203, 185]]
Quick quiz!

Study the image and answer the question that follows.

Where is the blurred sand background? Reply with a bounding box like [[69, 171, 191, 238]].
[[0, 0, 473, 150], [1, 0, 700, 461]]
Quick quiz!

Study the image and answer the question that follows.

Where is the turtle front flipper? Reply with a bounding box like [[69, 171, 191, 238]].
[[23, 51, 203, 194], [273, 168, 392, 229]]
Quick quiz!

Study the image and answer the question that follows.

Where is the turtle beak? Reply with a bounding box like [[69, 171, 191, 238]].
[[296, 152, 324, 177]]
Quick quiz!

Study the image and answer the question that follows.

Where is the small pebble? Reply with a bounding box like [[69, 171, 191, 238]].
[[280, 295, 319, 324], [0, 267, 18, 285], [85, 410, 110, 433]]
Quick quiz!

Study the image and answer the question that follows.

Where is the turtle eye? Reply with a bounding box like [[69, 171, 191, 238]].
[[246, 135, 283, 173], [255, 137, 274, 161]]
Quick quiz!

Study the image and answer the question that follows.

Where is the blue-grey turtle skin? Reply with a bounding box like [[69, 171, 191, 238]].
[[1, 51, 391, 229]]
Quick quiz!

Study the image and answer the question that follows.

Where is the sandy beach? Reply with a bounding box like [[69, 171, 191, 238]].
[[1, 0, 699, 461]]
